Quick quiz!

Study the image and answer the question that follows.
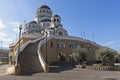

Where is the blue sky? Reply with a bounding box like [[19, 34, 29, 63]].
[[0, 0, 120, 51]]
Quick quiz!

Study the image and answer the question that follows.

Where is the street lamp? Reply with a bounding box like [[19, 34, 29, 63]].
[[14, 24, 22, 75], [16, 24, 22, 66], [45, 31, 48, 64]]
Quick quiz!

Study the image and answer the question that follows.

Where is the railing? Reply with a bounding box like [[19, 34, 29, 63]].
[[16, 37, 44, 66], [37, 38, 47, 72]]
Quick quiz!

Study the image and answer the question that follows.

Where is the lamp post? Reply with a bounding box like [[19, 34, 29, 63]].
[[17, 24, 22, 66], [45, 31, 48, 64], [15, 24, 22, 75]]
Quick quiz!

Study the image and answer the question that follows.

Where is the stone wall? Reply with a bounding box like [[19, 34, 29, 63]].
[[41, 38, 99, 64]]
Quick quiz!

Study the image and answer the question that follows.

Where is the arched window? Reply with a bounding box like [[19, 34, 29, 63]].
[[57, 19, 59, 22], [43, 9, 45, 13], [40, 10, 42, 13], [87, 45, 90, 50], [54, 19, 56, 22], [58, 53, 66, 61], [43, 23, 45, 27], [58, 31, 63, 36], [47, 23, 49, 26], [46, 10, 48, 13], [57, 42, 62, 48]]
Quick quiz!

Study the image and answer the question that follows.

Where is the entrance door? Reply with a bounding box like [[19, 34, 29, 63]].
[[58, 53, 66, 62]]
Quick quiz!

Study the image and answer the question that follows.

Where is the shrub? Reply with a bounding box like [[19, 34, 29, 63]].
[[72, 46, 87, 64], [96, 47, 116, 66]]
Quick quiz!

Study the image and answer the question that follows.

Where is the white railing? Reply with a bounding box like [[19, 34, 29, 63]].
[[37, 38, 46, 72]]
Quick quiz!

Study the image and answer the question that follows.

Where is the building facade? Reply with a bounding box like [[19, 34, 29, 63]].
[[9, 5, 101, 74]]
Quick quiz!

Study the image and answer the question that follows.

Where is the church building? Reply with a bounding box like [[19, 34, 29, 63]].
[[9, 5, 101, 74]]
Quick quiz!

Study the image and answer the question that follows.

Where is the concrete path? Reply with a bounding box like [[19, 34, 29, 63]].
[[0, 64, 13, 76], [0, 63, 120, 80], [0, 69, 120, 80]]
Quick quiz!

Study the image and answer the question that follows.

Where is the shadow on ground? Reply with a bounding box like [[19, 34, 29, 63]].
[[49, 62, 74, 73], [104, 78, 117, 80]]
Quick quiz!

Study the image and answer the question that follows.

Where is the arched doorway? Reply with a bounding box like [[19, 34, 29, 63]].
[[58, 53, 66, 62]]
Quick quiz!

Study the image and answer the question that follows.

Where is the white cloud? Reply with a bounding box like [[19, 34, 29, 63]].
[[0, 20, 6, 30], [0, 32, 7, 40], [0, 32, 13, 48], [10, 22, 20, 27], [13, 28, 19, 33], [9, 21, 21, 32], [104, 41, 115, 46]]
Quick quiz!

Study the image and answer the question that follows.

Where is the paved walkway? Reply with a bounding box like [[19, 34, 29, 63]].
[[0, 64, 13, 76], [0, 63, 120, 80]]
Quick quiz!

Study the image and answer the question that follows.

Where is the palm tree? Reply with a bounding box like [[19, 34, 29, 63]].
[[72, 46, 87, 64]]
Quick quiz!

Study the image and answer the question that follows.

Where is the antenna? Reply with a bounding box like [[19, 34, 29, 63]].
[[81, 31, 83, 39], [24, 20, 26, 33], [92, 33, 94, 42], [84, 32, 86, 39]]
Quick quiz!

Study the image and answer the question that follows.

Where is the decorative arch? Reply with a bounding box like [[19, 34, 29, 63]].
[[58, 53, 66, 61], [58, 31, 63, 36]]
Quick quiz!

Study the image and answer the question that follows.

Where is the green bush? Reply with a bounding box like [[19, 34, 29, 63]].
[[72, 46, 87, 64], [96, 47, 116, 66]]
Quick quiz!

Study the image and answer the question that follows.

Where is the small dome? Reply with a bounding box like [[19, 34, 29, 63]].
[[53, 14, 60, 17], [39, 5, 51, 10], [30, 21, 37, 24]]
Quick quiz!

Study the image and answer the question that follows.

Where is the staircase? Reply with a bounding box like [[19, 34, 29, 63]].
[[18, 39, 44, 74]]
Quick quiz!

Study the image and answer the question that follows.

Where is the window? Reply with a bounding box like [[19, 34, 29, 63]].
[[43, 23, 45, 27], [46, 10, 48, 13], [69, 42, 78, 48], [57, 19, 59, 22], [57, 42, 65, 48], [54, 19, 56, 22], [51, 41, 53, 48], [40, 10, 42, 13], [58, 31, 63, 36], [57, 42, 62, 48], [47, 23, 49, 26], [69, 42, 73, 48], [87, 45, 90, 50], [43, 9, 45, 13], [74, 42, 78, 48]]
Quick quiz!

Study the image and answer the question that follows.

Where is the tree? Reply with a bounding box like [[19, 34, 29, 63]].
[[96, 47, 116, 65], [72, 46, 87, 64], [114, 54, 120, 63]]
